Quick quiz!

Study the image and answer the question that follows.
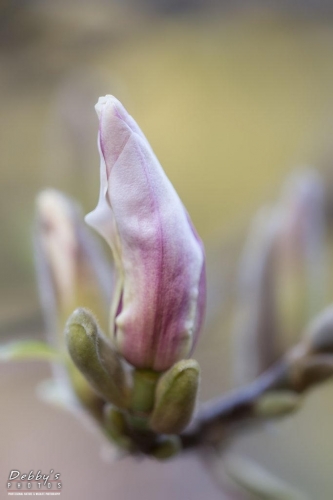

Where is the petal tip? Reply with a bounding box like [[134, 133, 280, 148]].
[[95, 95, 120, 119]]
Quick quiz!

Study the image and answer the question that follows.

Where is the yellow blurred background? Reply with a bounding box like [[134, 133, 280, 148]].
[[2, 1, 333, 498]]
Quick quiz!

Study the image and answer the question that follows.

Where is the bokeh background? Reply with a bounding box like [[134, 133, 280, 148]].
[[2, 1, 333, 498]]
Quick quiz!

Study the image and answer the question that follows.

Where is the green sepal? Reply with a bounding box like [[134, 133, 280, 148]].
[[66, 361, 105, 421], [150, 435, 181, 460], [0, 340, 61, 362], [130, 369, 160, 415], [65, 308, 129, 409], [104, 405, 133, 450], [149, 359, 200, 434]]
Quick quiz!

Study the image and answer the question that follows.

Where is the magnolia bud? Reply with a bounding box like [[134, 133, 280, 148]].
[[234, 169, 326, 385], [254, 391, 301, 418], [85, 95, 206, 371], [149, 359, 200, 434]]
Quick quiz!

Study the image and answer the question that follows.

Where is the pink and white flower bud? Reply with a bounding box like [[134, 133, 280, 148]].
[[35, 189, 112, 343], [234, 169, 326, 385], [86, 95, 206, 371]]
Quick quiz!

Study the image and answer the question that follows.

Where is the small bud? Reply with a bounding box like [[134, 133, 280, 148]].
[[104, 405, 132, 450], [304, 307, 333, 355], [149, 359, 200, 434], [65, 308, 129, 408], [150, 435, 181, 460], [254, 390, 301, 418]]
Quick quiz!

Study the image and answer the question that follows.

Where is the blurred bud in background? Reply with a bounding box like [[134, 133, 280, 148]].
[[34, 189, 113, 412], [35, 189, 112, 338], [234, 169, 327, 385]]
